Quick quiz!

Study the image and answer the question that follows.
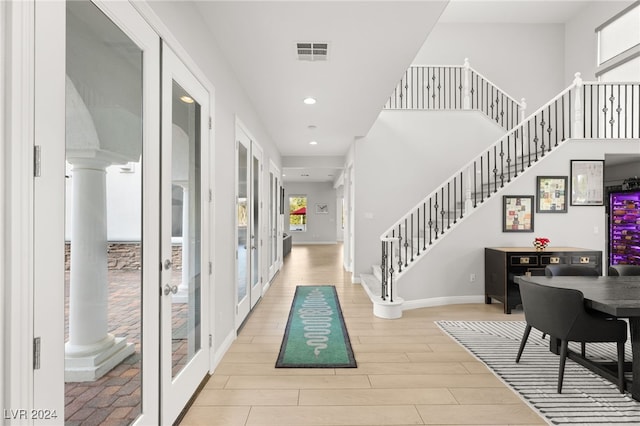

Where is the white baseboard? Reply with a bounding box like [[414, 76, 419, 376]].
[[292, 241, 337, 245], [210, 329, 235, 373], [402, 295, 485, 311]]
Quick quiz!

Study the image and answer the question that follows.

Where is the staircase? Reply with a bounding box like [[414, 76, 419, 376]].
[[362, 71, 640, 319]]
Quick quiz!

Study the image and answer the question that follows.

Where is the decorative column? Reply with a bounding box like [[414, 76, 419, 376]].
[[65, 157, 134, 382], [173, 182, 189, 304]]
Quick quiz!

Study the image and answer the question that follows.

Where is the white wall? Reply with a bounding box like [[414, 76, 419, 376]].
[[353, 110, 506, 277], [284, 182, 337, 244], [413, 23, 566, 112], [146, 2, 281, 350], [393, 139, 640, 304]]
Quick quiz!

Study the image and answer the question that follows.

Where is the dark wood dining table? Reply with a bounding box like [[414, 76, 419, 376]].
[[514, 275, 640, 400]]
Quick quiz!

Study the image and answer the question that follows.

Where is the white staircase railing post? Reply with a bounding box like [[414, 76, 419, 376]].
[[463, 58, 471, 110], [573, 72, 584, 139], [520, 98, 527, 124]]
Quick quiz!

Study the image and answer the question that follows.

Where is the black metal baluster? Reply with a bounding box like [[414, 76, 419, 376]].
[[438, 67, 442, 109], [453, 177, 457, 224], [416, 208, 420, 257], [480, 157, 484, 203], [421, 67, 425, 109], [381, 241, 386, 301], [546, 105, 553, 152], [609, 84, 615, 137], [506, 136, 511, 182], [473, 162, 477, 208], [447, 183, 451, 229], [432, 68, 437, 107], [519, 128, 525, 172], [492, 148, 497, 194], [539, 110, 546, 156], [422, 202, 427, 250], [433, 193, 439, 240], [428, 199, 433, 245], [396, 224, 403, 273], [597, 84, 601, 138], [512, 132, 518, 178], [527, 121, 532, 167], [616, 84, 626, 138], [410, 213, 415, 261], [533, 116, 539, 162], [459, 172, 464, 218], [499, 140, 505, 187], [440, 187, 445, 234], [405, 218, 410, 266]]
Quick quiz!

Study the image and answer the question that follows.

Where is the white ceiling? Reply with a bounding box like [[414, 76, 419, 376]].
[[194, 1, 610, 182]]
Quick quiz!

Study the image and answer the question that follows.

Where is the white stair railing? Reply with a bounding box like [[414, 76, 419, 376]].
[[378, 74, 640, 304], [384, 58, 526, 131]]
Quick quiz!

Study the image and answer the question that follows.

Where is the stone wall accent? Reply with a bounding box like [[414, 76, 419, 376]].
[[65, 242, 183, 271]]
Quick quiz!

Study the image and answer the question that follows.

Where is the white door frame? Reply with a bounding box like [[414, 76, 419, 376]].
[[160, 42, 211, 425], [30, 1, 162, 424], [235, 119, 263, 327], [267, 161, 282, 282]]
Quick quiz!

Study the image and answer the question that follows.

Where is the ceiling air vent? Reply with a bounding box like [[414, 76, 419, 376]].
[[296, 42, 328, 61]]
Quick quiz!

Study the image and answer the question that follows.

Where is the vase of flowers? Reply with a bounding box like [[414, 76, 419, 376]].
[[533, 237, 550, 251]]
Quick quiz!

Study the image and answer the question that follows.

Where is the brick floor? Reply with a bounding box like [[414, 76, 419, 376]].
[[65, 270, 190, 425]]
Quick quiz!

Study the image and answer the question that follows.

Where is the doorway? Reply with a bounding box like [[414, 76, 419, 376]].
[[33, 2, 211, 424], [236, 123, 263, 327]]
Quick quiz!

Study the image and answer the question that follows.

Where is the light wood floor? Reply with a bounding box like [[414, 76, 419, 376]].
[[180, 244, 546, 425]]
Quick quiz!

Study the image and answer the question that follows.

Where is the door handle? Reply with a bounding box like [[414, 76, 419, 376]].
[[164, 259, 172, 270], [164, 284, 178, 296]]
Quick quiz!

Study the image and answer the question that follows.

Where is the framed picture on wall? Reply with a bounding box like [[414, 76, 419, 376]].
[[536, 176, 568, 213], [503, 195, 534, 232], [571, 160, 604, 206]]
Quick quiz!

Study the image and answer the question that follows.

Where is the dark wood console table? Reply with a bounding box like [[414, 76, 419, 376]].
[[485, 247, 602, 314]]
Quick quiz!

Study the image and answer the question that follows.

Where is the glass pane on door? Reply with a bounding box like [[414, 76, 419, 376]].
[[64, 1, 142, 423], [251, 154, 260, 294], [170, 80, 202, 378], [237, 144, 249, 303]]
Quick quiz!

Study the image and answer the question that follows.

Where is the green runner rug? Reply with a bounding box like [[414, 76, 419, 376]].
[[276, 285, 357, 368]]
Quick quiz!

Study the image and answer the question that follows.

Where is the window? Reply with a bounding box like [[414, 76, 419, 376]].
[[596, 2, 640, 81], [289, 195, 307, 231]]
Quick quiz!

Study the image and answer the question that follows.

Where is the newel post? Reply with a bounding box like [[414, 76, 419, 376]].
[[463, 58, 471, 110], [573, 72, 584, 138], [519, 98, 527, 124]]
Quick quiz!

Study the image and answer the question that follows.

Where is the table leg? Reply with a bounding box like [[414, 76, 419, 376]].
[[630, 318, 640, 400]]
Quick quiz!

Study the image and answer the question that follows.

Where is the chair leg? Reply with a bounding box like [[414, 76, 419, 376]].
[[581, 342, 586, 357], [516, 325, 532, 363], [617, 341, 625, 393], [558, 340, 569, 393]]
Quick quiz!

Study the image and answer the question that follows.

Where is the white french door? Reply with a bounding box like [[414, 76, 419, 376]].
[[236, 124, 263, 327], [34, 0, 161, 424], [268, 162, 282, 280], [160, 43, 211, 424]]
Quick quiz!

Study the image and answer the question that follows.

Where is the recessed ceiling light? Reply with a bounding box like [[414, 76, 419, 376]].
[[180, 95, 194, 104], [303, 97, 316, 105], [309, 141, 318, 145], [308, 124, 317, 130]]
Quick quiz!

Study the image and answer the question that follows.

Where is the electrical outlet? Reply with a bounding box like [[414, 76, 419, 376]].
[[470, 273, 476, 282]]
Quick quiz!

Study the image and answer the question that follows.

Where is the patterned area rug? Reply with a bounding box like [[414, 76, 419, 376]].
[[437, 320, 640, 425], [276, 285, 357, 368]]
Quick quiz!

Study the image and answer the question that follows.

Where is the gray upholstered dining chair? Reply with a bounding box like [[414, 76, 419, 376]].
[[545, 264, 600, 277], [515, 280, 627, 393], [540, 264, 601, 342], [609, 265, 640, 276]]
